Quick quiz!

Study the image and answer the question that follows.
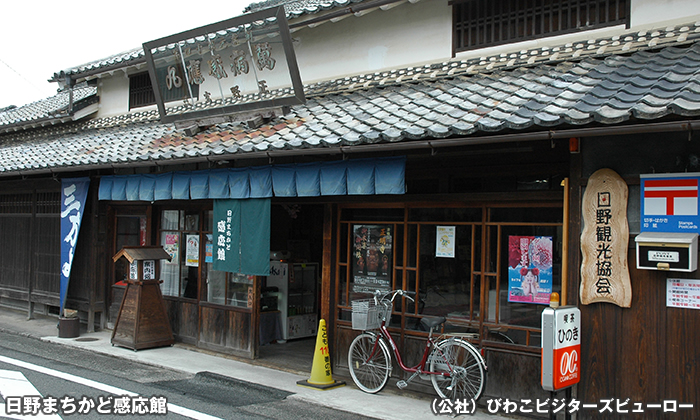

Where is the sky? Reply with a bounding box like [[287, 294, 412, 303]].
[[0, 1, 255, 109]]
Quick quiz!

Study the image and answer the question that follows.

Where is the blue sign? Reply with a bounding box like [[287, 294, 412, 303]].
[[641, 173, 700, 233], [60, 177, 90, 315]]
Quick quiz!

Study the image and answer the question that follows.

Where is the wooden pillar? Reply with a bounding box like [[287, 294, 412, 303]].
[[321, 204, 333, 324], [26, 189, 37, 320], [567, 146, 582, 306], [251, 275, 261, 359]]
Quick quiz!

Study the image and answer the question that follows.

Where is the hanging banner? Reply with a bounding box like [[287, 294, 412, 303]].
[[508, 236, 553, 304], [580, 168, 632, 307], [352, 225, 392, 293], [213, 198, 270, 275], [213, 199, 241, 274], [60, 177, 90, 315]]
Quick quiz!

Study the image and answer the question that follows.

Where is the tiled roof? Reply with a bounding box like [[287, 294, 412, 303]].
[[49, 0, 372, 83], [246, 0, 365, 16], [50, 49, 145, 83], [2, 23, 700, 175], [0, 85, 97, 130]]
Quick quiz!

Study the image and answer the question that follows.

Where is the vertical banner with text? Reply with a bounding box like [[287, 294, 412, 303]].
[[213, 198, 270, 276], [213, 199, 241, 274], [60, 177, 90, 315]]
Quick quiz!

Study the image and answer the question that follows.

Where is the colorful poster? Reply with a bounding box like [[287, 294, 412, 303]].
[[353, 225, 392, 293], [186, 234, 199, 267], [205, 241, 213, 263], [508, 236, 553, 305], [436, 226, 456, 258], [164, 233, 179, 265]]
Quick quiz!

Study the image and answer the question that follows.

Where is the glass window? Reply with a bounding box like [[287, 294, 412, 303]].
[[161, 229, 181, 297], [416, 225, 473, 321], [495, 226, 561, 326], [203, 210, 254, 308], [337, 202, 562, 349], [159, 209, 203, 299]]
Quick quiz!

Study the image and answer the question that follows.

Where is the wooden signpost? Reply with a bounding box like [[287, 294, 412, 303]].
[[111, 246, 175, 350], [580, 168, 632, 307]]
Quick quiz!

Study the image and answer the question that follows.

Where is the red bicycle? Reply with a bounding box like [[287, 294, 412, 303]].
[[348, 289, 487, 401]]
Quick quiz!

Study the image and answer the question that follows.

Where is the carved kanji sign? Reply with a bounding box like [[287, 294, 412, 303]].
[[580, 168, 632, 307]]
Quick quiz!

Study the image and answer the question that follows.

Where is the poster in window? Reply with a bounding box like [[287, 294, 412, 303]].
[[353, 225, 392, 293], [436, 226, 456, 258], [508, 236, 553, 304], [164, 233, 179, 265], [205, 239, 213, 264], [186, 234, 199, 267]]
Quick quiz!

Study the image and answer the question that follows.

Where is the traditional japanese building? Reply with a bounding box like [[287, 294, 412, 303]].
[[1, 1, 700, 418]]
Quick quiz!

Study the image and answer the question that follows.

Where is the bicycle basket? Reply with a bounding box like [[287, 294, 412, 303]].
[[351, 299, 390, 330]]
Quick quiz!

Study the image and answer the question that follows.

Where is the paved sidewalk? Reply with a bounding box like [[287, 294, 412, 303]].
[[0, 307, 516, 420]]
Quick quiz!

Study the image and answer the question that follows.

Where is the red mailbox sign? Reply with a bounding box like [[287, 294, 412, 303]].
[[542, 306, 581, 391]]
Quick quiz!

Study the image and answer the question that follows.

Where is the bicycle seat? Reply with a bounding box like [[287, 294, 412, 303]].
[[420, 316, 446, 330]]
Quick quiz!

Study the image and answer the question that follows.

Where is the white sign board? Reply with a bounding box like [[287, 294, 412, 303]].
[[667, 278, 700, 309], [542, 306, 581, 391]]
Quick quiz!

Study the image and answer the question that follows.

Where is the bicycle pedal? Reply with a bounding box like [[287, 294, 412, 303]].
[[396, 380, 408, 389]]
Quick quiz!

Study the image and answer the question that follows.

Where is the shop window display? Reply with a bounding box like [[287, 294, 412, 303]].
[[158, 209, 254, 308], [337, 203, 562, 349], [159, 209, 199, 299]]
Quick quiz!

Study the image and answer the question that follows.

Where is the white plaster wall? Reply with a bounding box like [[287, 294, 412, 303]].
[[293, 0, 451, 85], [91, 0, 700, 116], [96, 69, 162, 119], [96, 73, 130, 118], [630, 0, 700, 28]]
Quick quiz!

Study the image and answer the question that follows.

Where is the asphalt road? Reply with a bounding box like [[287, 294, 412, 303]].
[[0, 331, 373, 420]]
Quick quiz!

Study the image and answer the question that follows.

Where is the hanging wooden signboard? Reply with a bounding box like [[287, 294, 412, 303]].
[[142, 6, 304, 127], [580, 168, 632, 307]]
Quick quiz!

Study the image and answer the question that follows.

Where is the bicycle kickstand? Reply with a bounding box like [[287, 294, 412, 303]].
[[397, 371, 420, 389]]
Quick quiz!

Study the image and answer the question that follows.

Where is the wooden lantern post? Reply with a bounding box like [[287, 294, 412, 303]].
[[111, 246, 175, 350]]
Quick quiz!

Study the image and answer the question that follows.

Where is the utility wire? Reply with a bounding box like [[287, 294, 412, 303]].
[[0, 56, 45, 95]]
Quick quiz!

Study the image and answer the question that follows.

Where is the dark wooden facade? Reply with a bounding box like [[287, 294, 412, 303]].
[[1, 131, 698, 417], [567, 132, 700, 420], [0, 178, 105, 331]]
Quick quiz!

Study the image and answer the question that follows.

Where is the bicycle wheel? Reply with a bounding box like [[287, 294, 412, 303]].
[[348, 333, 392, 393], [429, 339, 486, 401]]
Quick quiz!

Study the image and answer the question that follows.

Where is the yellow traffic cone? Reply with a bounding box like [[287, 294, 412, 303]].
[[296, 319, 346, 390]]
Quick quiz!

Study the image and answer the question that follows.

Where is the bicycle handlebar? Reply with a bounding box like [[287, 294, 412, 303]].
[[373, 289, 415, 304]]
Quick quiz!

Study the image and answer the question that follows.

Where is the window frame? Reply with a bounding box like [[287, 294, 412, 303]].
[[128, 71, 200, 110], [451, 0, 630, 54], [335, 201, 563, 353]]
